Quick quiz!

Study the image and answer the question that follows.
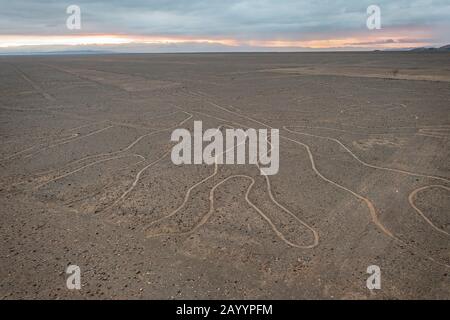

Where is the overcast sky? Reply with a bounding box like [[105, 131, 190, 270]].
[[0, 0, 449, 52]]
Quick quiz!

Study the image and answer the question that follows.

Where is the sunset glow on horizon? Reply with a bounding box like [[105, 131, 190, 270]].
[[0, 34, 433, 50]]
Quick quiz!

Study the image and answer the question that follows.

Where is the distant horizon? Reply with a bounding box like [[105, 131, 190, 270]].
[[2, 45, 450, 56]]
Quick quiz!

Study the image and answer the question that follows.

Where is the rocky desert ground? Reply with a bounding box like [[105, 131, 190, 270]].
[[0, 52, 449, 299]]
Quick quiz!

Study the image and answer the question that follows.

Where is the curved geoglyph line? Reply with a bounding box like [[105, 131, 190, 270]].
[[10, 112, 193, 214], [283, 126, 449, 183], [284, 126, 450, 238], [10, 112, 193, 189], [147, 174, 317, 249], [191, 93, 449, 267], [144, 123, 319, 249], [98, 150, 172, 213], [45, 111, 192, 168], [44, 111, 192, 206], [6, 107, 189, 203], [409, 185, 450, 237], [91, 112, 193, 211]]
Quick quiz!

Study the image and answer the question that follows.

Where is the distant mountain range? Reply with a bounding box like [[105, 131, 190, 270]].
[[377, 45, 450, 52], [1, 44, 449, 56], [409, 45, 450, 52], [0, 49, 115, 56]]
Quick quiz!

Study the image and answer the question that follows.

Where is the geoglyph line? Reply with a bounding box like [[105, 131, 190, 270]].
[[408, 185, 450, 237], [87, 112, 193, 213], [46, 111, 192, 167], [0, 129, 104, 161], [283, 126, 449, 183], [0, 133, 80, 162], [144, 121, 319, 249], [147, 174, 317, 249], [186, 91, 448, 267], [20, 111, 192, 184], [11, 112, 193, 208], [99, 150, 172, 213], [23, 125, 114, 160], [11, 64, 55, 102], [29, 110, 192, 180], [34, 154, 145, 190]]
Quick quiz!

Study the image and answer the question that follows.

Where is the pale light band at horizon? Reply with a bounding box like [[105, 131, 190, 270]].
[[0, 34, 431, 49]]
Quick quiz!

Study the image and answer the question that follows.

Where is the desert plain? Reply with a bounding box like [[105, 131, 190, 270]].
[[0, 52, 449, 299]]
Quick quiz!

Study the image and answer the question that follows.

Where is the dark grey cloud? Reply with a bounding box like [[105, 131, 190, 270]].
[[0, 0, 449, 37], [0, 0, 449, 52]]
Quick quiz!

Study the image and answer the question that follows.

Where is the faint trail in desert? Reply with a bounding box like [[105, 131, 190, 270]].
[[34, 154, 145, 190], [280, 123, 450, 132], [67, 120, 110, 132], [409, 185, 450, 236], [49, 111, 192, 167], [190, 92, 449, 267], [347, 124, 450, 130], [0, 145, 38, 162], [10, 64, 55, 101], [142, 110, 180, 118], [23, 125, 114, 160], [9, 111, 193, 205], [276, 123, 449, 140], [0, 105, 60, 112], [417, 128, 450, 139], [4, 121, 114, 167], [283, 126, 449, 183], [274, 124, 443, 136], [45, 125, 113, 149], [28, 111, 191, 179], [63, 180, 116, 207], [13, 111, 192, 188], [417, 133, 446, 139], [40, 63, 124, 92], [27, 110, 193, 211], [0, 132, 89, 163]]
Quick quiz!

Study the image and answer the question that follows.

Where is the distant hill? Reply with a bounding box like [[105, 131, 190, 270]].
[[42, 49, 115, 55], [409, 45, 450, 52]]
